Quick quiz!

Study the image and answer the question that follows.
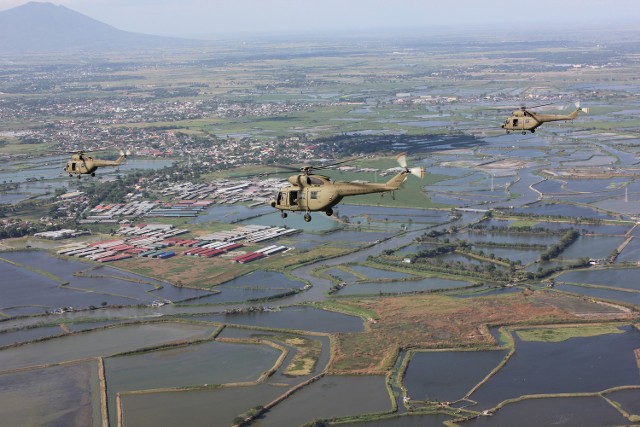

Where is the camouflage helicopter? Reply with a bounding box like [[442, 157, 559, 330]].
[[269, 153, 424, 222], [501, 102, 588, 134], [64, 149, 129, 178]]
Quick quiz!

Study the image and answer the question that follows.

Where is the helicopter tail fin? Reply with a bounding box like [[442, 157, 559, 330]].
[[115, 151, 126, 165], [385, 172, 409, 189]]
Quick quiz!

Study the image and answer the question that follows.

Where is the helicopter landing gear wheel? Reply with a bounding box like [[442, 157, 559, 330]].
[[304, 213, 312, 222], [91, 172, 95, 177], [522, 131, 527, 135], [77, 175, 81, 179], [280, 212, 288, 219], [325, 208, 333, 216], [531, 129, 535, 133], [69, 173, 72, 177]]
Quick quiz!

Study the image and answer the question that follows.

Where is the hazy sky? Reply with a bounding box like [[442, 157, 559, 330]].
[[1, 0, 639, 38]]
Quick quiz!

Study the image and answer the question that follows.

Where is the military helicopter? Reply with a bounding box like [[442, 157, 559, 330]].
[[269, 153, 424, 222], [501, 102, 588, 134], [64, 149, 129, 178]]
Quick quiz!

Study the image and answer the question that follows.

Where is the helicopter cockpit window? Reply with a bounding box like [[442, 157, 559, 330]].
[[310, 191, 318, 199], [513, 119, 518, 126], [307, 177, 325, 185]]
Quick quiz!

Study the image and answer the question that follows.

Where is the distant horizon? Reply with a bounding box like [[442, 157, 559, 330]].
[[0, 0, 638, 39]]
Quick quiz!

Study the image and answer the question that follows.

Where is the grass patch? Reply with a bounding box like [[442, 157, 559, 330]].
[[509, 220, 540, 228], [515, 325, 625, 342], [254, 334, 322, 376]]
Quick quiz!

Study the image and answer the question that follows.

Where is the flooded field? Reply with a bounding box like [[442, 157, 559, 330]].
[[121, 383, 284, 427], [177, 270, 306, 304], [254, 375, 391, 426], [511, 202, 617, 220], [616, 237, 640, 263], [473, 247, 540, 264], [105, 340, 279, 391], [404, 350, 508, 403], [557, 268, 640, 289], [337, 277, 472, 296], [240, 211, 341, 232], [190, 204, 272, 223], [187, 305, 364, 333], [453, 231, 558, 246], [555, 283, 640, 306], [348, 265, 413, 280], [0, 361, 101, 427], [0, 250, 211, 315], [0, 322, 216, 372], [556, 235, 626, 260], [459, 396, 630, 427], [0, 325, 65, 348], [468, 325, 640, 411], [106, 340, 281, 423]]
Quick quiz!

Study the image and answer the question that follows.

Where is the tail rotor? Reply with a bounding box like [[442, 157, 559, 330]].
[[396, 152, 424, 179]]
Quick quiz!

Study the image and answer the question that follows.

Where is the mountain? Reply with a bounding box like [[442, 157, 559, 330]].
[[0, 2, 204, 53]]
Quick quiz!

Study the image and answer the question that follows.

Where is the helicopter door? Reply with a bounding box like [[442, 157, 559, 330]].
[[289, 190, 298, 206], [71, 162, 76, 171], [512, 118, 518, 128]]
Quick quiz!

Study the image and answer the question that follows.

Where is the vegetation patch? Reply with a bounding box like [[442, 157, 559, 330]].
[[327, 291, 627, 374], [515, 324, 625, 342]]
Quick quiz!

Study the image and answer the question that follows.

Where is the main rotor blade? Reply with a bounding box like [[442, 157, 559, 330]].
[[311, 155, 364, 170], [526, 102, 556, 110]]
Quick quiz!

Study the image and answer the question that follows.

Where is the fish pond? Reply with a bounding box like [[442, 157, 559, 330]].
[[105, 340, 281, 423], [0, 250, 211, 315], [0, 360, 101, 427], [459, 395, 630, 427], [185, 305, 364, 334], [557, 268, 640, 290], [336, 277, 472, 296], [254, 375, 391, 427], [554, 284, 640, 306], [556, 235, 626, 260], [0, 322, 216, 372], [121, 383, 284, 427], [468, 325, 640, 410], [403, 350, 508, 403]]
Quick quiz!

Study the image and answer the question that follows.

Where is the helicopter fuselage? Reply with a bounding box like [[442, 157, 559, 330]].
[[64, 153, 126, 178], [502, 108, 582, 134], [269, 170, 414, 221]]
